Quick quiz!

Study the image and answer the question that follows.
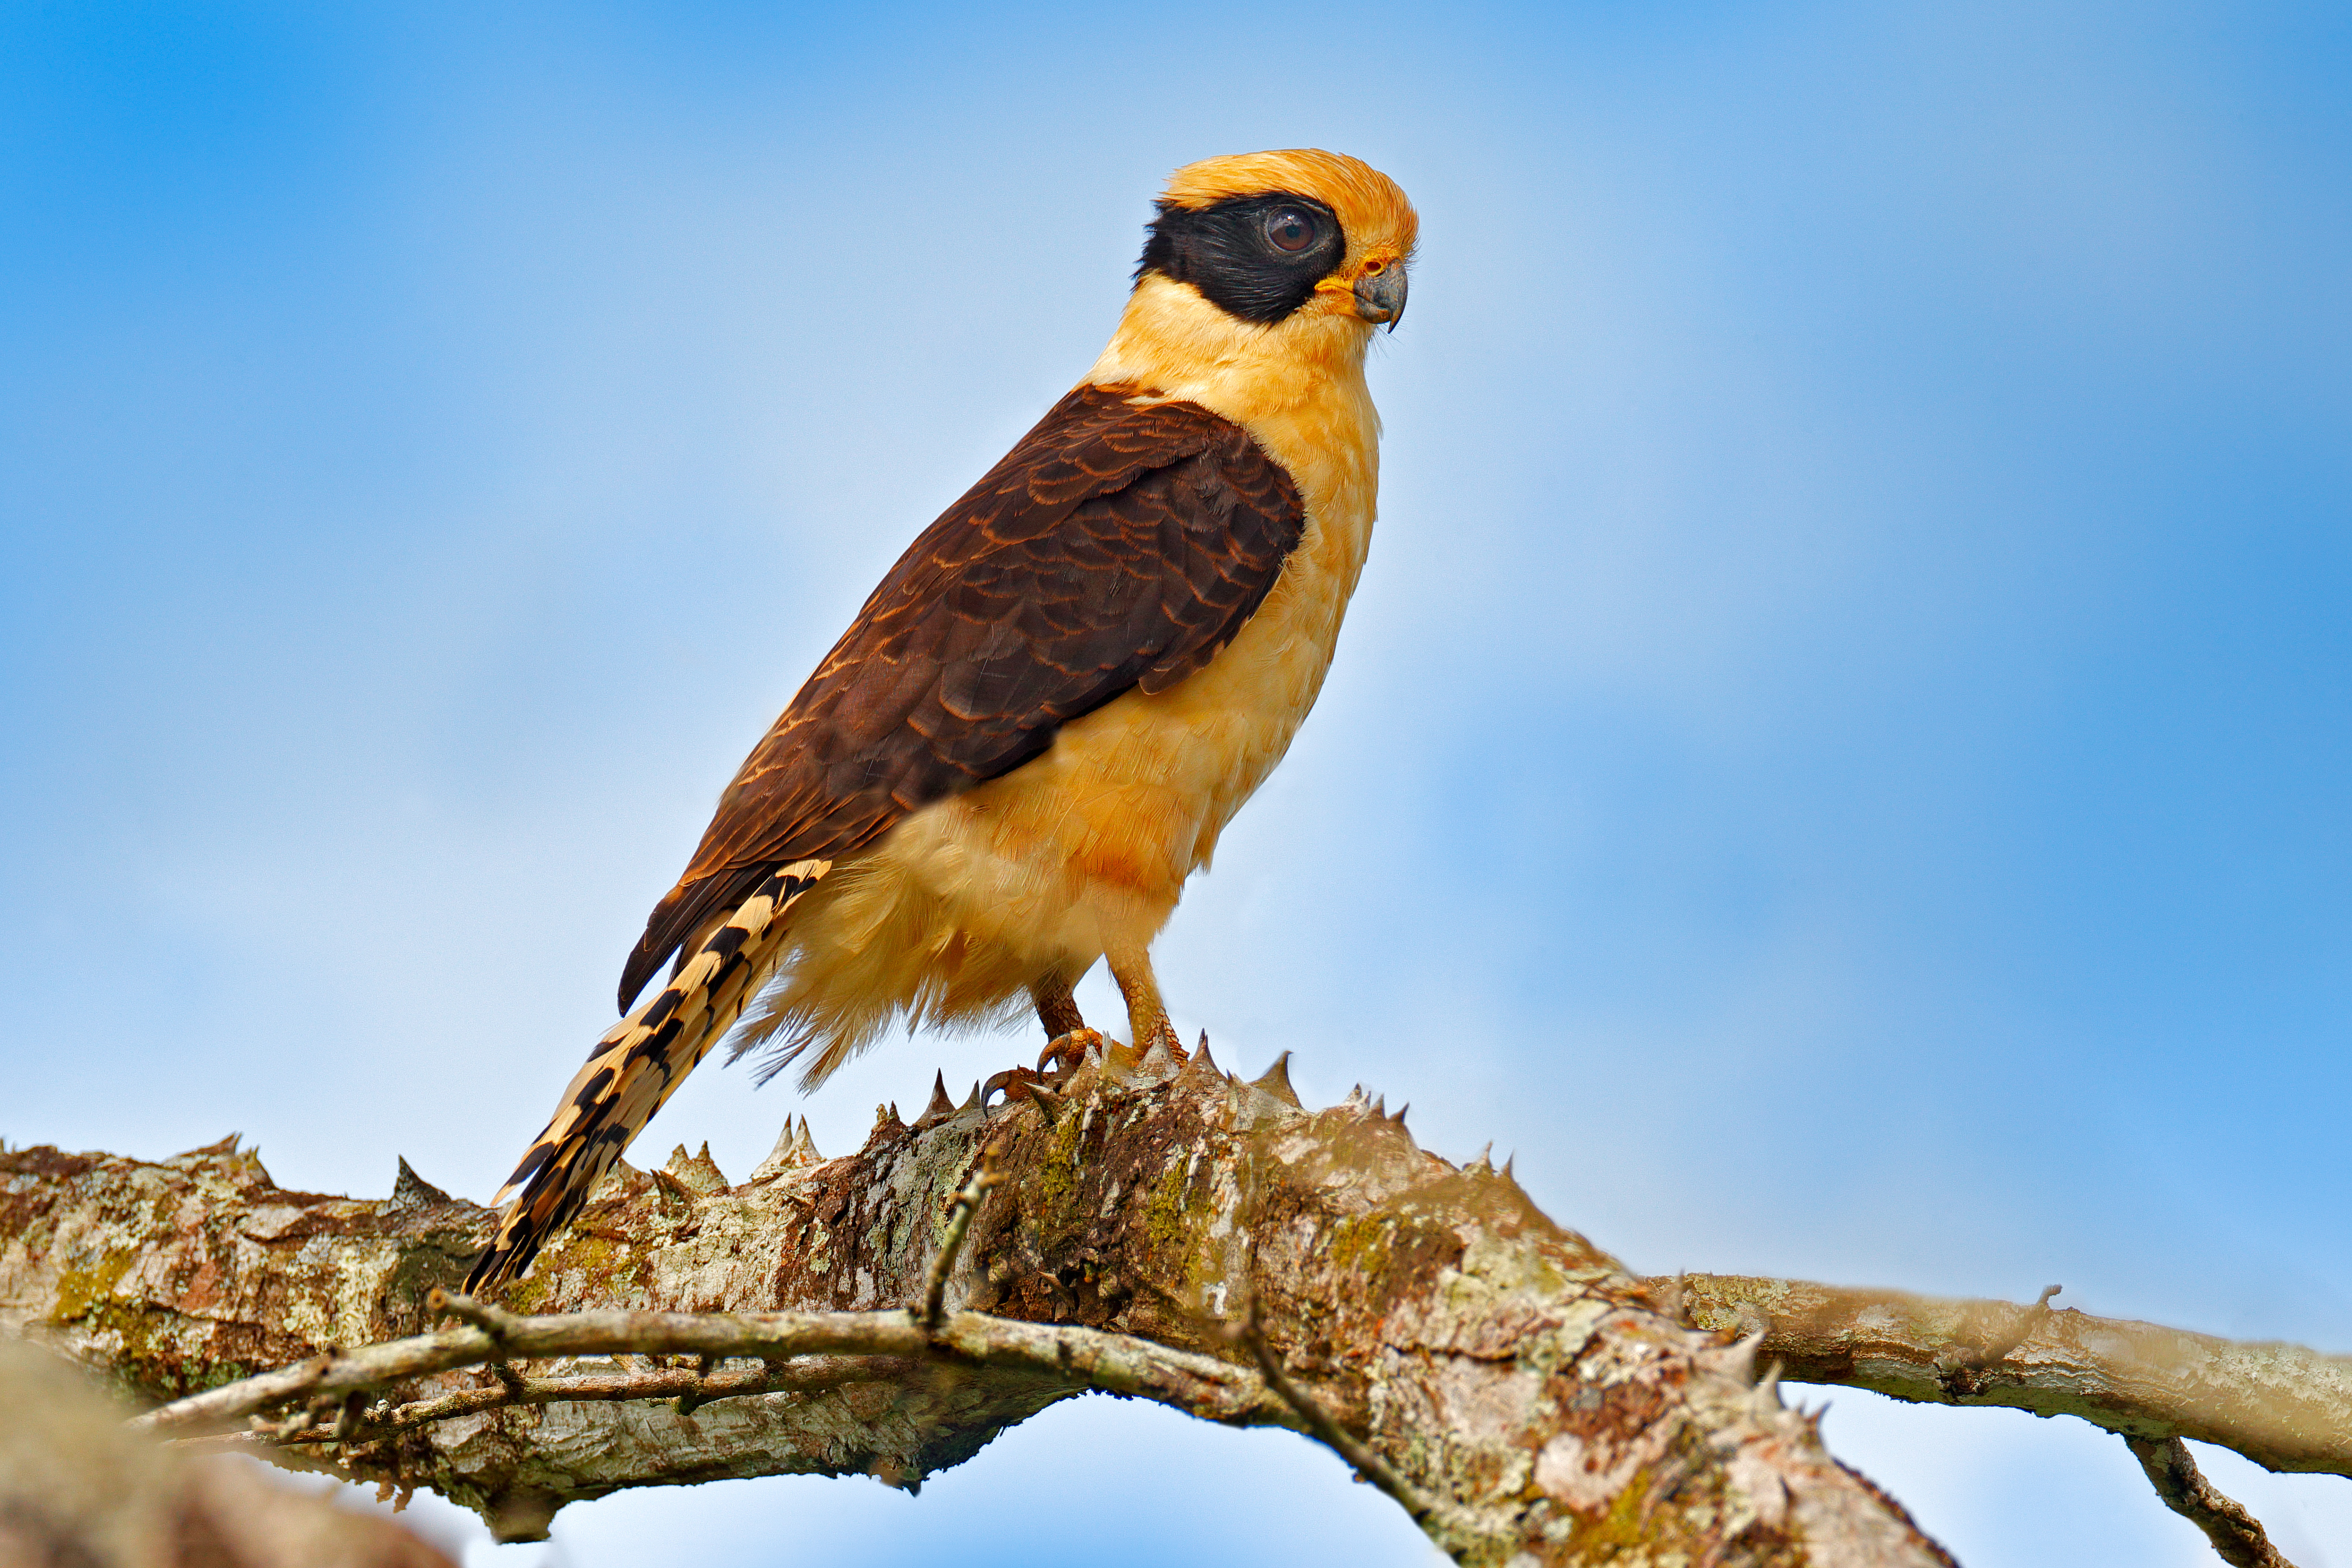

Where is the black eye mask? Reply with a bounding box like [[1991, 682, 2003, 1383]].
[[1136, 192, 1346, 326]]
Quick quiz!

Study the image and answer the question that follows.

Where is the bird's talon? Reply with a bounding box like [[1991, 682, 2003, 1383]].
[[1037, 1028, 1107, 1079], [982, 1066, 1043, 1108]]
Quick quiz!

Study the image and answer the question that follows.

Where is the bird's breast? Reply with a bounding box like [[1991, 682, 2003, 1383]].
[[863, 370, 1381, 966]]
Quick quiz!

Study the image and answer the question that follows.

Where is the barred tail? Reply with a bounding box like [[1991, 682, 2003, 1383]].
[[465, 858, 831, 1291]]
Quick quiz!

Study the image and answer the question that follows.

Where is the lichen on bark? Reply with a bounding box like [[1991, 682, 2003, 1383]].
[[3, 1045, 1958, 1563]]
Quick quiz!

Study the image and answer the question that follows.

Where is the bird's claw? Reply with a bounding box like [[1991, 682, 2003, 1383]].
[[1036, 1028, 1107, 1079], [981, 1027, 1111, 1113], [981, 1064, 1042, 1108]]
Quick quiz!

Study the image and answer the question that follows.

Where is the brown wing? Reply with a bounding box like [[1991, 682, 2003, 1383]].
[[616, 384, 1305, 1011]]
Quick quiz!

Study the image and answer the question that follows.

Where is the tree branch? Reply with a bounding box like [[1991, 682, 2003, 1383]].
[[5, 1041, 2324, 1561], [1673, 1274, 2352, 1474], [2125, 1436, 2300, 1568], [177, 1355, 908, 1449], [132, 1294, 1293, 1441], [1224, 1303, 1447, 1531], [920, 1144, 1000, 1331]]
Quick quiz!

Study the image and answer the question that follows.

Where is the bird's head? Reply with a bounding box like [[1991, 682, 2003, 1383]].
[[1137, 149, 1418, 336]]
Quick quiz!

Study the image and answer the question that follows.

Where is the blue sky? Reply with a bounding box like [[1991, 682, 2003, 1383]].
[[5, 2, 2348, 1562]]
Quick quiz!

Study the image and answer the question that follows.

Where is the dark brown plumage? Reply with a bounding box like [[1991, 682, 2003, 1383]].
[[467, 385, 1302, 1292], [618, 383, 1305, 1013]]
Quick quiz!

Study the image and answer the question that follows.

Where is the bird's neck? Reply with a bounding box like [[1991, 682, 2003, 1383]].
[[1084, 275, 1375, 434], [1085, 275, 1383, 553]]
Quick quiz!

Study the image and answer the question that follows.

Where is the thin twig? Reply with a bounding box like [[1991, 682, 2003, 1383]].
[[430, 1288, 510, 1335], [920, 1143, 1001, 1331], [131, 1297, 1299, 1439], [675, 1352, 721, 1417], [171, 1355, 916, 1446], [2126, 1437, 2300, 1568], [1224, 1303, 1446, 1531]]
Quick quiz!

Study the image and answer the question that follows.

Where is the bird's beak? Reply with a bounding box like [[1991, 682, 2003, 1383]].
[[1353, 266, 1408, 331]]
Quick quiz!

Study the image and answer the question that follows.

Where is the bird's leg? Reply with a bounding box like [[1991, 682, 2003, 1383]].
[[1032, 976, 1086, 1039], [1106, 945, 1185, 1060]]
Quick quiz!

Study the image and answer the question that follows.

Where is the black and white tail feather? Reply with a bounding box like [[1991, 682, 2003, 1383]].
[[464, 858, 831, 1291]]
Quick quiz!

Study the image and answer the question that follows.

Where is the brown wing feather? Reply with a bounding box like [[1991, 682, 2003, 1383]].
[[617, 385, 1305, 1010]]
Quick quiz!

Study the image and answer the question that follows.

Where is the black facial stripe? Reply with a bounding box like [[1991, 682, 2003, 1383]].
[[1136, 191, 1346, 325]]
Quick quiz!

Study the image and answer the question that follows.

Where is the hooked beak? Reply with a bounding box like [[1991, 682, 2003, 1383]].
[[1353, 266, 1408, 331]]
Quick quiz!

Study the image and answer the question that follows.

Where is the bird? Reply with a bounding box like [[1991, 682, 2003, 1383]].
[[466, 149, 1416, 1290]]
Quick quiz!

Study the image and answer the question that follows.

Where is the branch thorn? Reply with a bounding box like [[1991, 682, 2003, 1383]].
[[1252, 1050, 1301, 1108], [914, 1071, 955, 1130], [1023, 1080, 1066, 1125]]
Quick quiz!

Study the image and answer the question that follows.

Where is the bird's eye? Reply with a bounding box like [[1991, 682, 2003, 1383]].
[[1264, 208, 1317, 253]]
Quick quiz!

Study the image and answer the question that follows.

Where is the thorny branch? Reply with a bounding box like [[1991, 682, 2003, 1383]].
[[155, 1159, 1430, 1553], [157, 1289, 2317, 1568], [140, 1140, 1322, 1467], [5, 1040, 2342, 1562]]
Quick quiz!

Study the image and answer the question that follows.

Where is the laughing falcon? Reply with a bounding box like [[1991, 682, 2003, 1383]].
[[468, 149, 1417, 1289]]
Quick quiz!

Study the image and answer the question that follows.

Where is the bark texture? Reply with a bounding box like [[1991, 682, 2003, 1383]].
[[2125, 1437, 2298, 1568], [1676, 1274, 2352, 1475], [10, 1044, 1964, 1563]]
